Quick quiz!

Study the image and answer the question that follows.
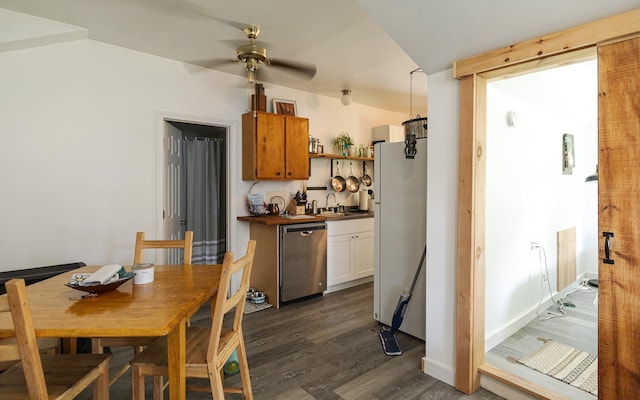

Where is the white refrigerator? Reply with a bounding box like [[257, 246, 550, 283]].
[[373, 140, 427, 340]]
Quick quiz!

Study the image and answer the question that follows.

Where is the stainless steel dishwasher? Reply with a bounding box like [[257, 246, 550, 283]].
[[279, 221, 327, 303]]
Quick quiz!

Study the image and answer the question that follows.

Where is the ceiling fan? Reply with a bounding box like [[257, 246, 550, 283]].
[[211, 24, 317, 84]]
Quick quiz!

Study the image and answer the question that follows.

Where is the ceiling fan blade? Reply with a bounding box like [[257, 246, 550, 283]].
[[176, 4, 250, 31], [184, 58, 238, 72], [268, 59, 317, 80]]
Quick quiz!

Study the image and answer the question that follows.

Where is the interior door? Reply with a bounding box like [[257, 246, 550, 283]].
[[164, 122, 185, 264], [598, 36, 640, 398]]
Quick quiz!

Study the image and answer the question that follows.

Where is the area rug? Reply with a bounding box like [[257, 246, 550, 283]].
[[243, 299, 272, 314], [516, 338, 598, 396]]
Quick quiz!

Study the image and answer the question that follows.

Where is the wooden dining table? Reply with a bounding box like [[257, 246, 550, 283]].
[[0, 264, 221, 400]]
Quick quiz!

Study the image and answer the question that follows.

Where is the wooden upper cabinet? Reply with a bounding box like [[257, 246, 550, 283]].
[[283, 115, 310, 179], [242, 111, 309, 180]]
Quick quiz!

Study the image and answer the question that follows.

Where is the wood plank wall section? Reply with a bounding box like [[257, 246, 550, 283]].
[[455, 74, 487, 393], [598, 36, 640, 400], [453, 8, 640, 78], [556, 227, 576, 291], [452, 6, 640, 397]]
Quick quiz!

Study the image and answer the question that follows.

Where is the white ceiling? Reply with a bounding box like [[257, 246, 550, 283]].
[[0, 0, 638, 115]]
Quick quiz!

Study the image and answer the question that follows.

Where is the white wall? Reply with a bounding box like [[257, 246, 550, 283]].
[[423, 69, 459, 384], [484, 61, 598, 348], [0, 24, 405, 271]]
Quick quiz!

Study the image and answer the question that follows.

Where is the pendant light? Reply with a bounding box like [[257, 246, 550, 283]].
[[341, 89, 352, 106], [403, 68, 427, 159]]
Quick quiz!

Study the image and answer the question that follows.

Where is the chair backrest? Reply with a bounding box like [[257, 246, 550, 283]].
[[207, 240, 256, 364], [2, 279, 50, 398], [133, 231, 193, 265]]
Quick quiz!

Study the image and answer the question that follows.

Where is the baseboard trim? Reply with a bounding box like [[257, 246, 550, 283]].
[[325, 276, 373, 294], [421, 356, 455, 386]]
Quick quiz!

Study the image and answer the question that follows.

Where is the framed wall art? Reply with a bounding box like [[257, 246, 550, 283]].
[[562, 133, 575, 175], [272, 99, 297, 116]]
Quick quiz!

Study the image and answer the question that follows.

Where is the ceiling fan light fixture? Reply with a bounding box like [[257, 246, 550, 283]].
[[341, 89, 352, 106], [245, 58, 258, 84], [246, 68, 256, 84]]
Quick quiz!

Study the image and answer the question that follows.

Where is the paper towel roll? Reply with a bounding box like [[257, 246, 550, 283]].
[[359, 191, 369, 210]]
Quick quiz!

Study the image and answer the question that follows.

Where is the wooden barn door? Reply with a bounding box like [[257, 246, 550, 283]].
[[598, 35, 640, 399]]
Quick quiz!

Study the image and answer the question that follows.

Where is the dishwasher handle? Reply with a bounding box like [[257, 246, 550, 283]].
[[300, 230, 314, 236], [281, 223, 326, 234]]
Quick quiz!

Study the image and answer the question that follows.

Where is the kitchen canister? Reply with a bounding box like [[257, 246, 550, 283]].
[[133, 263, 155, 284], [308, 136, 319, 154], [359, 191, 369, 211]]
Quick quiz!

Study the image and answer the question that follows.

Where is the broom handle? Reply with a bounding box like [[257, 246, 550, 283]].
[[390, 245, 427, 334], [408, 245, 427, 296]]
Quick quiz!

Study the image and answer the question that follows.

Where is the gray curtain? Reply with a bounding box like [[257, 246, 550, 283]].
[[183, 137, 226, 264]]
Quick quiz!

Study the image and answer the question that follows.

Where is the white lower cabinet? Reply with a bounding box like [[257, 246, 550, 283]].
[[327, 218, 374, 287]]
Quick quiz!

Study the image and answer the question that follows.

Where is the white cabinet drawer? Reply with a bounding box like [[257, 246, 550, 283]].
[[327, 218, 374, 236]]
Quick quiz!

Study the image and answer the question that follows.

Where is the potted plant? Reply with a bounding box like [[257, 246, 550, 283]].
[[332, 132, 354, 156]]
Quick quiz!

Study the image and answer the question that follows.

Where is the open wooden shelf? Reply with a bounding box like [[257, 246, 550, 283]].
[[308, 153, 374, 177], [309, 153, 374, 162]]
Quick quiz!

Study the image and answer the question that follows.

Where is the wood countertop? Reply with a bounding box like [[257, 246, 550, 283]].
[[237, 215, 328, 225]]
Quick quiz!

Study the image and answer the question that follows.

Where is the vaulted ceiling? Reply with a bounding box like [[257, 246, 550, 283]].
[[1, 0, 638, 114]]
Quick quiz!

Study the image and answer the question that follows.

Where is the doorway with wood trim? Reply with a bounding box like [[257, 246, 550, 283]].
[[482, 58, 599, 399], [162, 119, 228, 265], [453, 8, 640, 398]]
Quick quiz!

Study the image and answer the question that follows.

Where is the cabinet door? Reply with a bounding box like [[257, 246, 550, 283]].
[[354, 230, 374, 279], [284, 116, 309, 179], [327, 234, 353, 286], [255, 113, 286, 178]]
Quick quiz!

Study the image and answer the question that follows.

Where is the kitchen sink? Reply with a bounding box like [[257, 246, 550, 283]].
[[319, 212, 344, 218], [319, 211, 373, 220], [287, 215, 316, 219]]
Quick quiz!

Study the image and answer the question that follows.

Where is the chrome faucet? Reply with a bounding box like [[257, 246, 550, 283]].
[[326, 192, 337, 208]]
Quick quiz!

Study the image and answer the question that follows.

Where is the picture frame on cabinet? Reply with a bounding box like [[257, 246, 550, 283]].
[[272, 99, 297, 116]]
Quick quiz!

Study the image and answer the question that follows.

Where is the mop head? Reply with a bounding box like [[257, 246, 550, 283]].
[[378, 329, 402, 356]]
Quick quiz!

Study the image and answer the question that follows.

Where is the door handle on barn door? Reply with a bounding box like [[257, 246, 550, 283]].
[[603, 232, 614, 264]]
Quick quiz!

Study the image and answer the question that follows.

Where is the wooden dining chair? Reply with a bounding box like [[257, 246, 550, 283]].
[[130, 239, 256, 400], [133, 231, 194, 267], [91, 230, 194, 386], [0, 336, 59, 372], [0, 279, 111, 399]]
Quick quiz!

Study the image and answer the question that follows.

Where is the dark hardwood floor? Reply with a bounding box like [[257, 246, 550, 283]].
[[79, 282, 503, 399]]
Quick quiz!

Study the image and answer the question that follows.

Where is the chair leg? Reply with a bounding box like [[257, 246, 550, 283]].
[[68, 338, 77, 354], [93, 362, 110, 400], [209, 365, 226, 400], [152, 376, 164, 400], [132, 366, 146, 400], [91, 338, 103, 354], [236, 341, 254, 399]]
